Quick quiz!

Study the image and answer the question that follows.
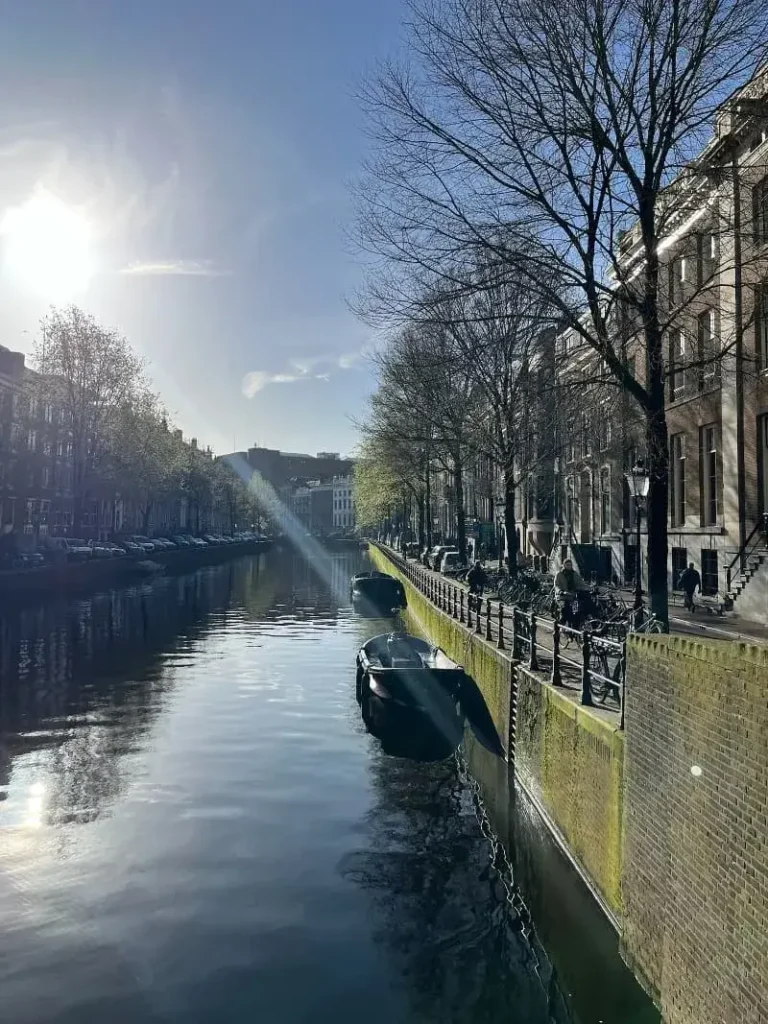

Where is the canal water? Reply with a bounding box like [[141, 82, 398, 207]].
[[0, 549, 658, 1023]]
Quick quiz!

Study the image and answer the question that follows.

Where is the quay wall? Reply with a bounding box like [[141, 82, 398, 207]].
[[371, 544, 768, 1024], [369, 544, 623, 918]]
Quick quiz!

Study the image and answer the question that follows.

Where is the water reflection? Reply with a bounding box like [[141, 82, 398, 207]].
[[339, 750, 576, 1023], [0, 549, 656, 1024]]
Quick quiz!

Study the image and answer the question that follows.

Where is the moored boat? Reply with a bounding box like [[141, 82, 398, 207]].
[[355, 632, 465, 742], [349, 571, 406, 616]]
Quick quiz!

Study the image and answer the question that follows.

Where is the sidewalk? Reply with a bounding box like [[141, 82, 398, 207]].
[[401, 550, 768, 646]]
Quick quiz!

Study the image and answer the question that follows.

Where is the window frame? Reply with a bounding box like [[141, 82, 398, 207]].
[[670, 433, 686, 527], [699, 424, 719, 527]]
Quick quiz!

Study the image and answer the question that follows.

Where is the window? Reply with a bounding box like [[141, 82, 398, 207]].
[[698, 309, 718, 385], [600, 468, 610, 534], [753, 175, 768, 245], [701, 549, 719, 596], [698, 232, 718, 284], [670, 433, 686, 526], [42, 466, 51, 488], [760, 415, 768, 515], [699, 425, 718, 526], [581, 413, 591, 457], [756, 284, 768, 370], [57, 440, 64, 458], [671, 547, 688, 590], [27, 430, 37, 451], [670, 331, 686, 399], [44, 403, 53, 423], [29, 397, 38, 418], [669, 256, 687, 305]]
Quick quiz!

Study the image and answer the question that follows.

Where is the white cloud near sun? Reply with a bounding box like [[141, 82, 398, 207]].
[[121, 259, 227, 277], [242, 352, 363, 398]]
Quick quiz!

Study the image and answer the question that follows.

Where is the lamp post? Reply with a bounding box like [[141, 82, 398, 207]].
[[625, 458, 650, 611]]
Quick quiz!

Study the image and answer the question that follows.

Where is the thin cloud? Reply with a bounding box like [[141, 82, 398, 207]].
[[121, 259, 227, 277], [337, 351, 363, 370], [242, 350, 364, 399]]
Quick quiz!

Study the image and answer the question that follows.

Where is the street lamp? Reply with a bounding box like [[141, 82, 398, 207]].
[[625, 458, 650, 610]]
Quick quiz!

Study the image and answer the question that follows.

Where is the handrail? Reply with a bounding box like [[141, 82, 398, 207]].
[[372, 542, 626, 727], [726, 518, 766, 591]]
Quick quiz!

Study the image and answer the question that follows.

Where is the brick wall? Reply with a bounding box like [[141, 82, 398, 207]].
[[623, 635, 768, 1024]]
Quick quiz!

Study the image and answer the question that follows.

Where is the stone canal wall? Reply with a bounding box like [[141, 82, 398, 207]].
[[515, 667, 624, 920], [371, 544, 768, 1024], [622, 635, 768, 1024], [369, 544, 623, 918]]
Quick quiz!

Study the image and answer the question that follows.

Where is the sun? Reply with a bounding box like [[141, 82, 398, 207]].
[[0, 190, 95, 302]]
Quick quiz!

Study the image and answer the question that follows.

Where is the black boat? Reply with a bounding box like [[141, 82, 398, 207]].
[[356, 632, 465, 743], [349, 571, 406, 616]]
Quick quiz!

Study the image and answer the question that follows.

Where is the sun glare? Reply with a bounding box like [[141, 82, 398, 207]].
[[1, 190, 95, 302]]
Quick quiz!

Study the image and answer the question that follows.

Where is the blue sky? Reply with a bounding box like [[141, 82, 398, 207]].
[[0, 0, 404, 456]]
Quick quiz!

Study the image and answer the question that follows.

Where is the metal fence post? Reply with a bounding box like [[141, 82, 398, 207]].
[[475, 597, 482, 634], [460, 591, 465, 624], [467, 594, 473, 629], [497, 601, 505, 650], [551, 607, 562, 686], [485, 599, 492, 640], [442, 582, 447, 612], [453, 586, 458, 619], [529, 611, 539, 671], [511, 607, 518, 660], [581, 630, 593, 706]]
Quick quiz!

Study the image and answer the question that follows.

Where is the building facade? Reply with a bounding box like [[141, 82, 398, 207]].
[[520, 70, 768, 620], [332, 474, 356, 532]]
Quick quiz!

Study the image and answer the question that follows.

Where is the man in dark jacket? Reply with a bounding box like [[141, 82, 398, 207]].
[[467, 560, 487, 596], [678, 563, 701, 612]]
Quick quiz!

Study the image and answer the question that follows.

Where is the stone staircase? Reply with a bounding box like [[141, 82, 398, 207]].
[[728, 551, 768, 621]]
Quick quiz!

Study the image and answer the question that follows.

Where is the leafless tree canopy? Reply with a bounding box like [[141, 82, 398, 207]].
[[356, 0, 768, 619]]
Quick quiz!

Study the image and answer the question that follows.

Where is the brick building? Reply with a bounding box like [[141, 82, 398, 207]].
[[0, 344, 75, 542]]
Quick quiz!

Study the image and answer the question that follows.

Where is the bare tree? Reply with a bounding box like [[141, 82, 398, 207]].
[[420, 268, 563, 570], [358, 0, 768, 621], [34, 306, 144, 533], [371, 322, 482, 561]]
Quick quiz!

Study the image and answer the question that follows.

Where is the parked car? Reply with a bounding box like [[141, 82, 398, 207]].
[[203, 534, 223, 545], [152, 537, 176, 550], [428, 545, 452, 570], [120, 539, 145, 555], [46, 537, 92, 562], [172, 535, 192, 548], [126, 535, 157, 553], [1, 550, 46, 570], [189, 536, 208, 547], [439, 550, 464, 574], [88, 540, 116, 559]]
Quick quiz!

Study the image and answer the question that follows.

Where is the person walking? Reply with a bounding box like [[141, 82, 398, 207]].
[[678, 562, 702, 612], [467, 560, 487, 596]]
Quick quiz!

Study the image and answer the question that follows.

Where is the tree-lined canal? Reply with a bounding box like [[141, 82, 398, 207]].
[[0, 550, 657, 1023]]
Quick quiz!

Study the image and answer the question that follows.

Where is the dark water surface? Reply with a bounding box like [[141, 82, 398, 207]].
[[0, 550, 657, 1023]]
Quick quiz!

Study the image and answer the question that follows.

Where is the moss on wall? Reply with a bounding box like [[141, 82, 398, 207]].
[[371, 545, 624, 919]]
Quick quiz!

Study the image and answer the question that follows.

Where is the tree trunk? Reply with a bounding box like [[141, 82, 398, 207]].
[[454, 457, 467, 563], [640, 198, 670, 626], [504, 467, 518, 575], [645, 403, 669, 624], [142, 500, 152, 535], [425, 463, 432, 550], [417, 493, 425, 550]]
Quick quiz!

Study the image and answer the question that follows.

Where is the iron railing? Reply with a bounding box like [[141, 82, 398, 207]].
[[375, 543, 626, 726]]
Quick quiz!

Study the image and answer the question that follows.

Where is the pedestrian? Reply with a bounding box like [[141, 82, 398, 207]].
[[678, 562, 702, 612], [467, 560, 487, 596]]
